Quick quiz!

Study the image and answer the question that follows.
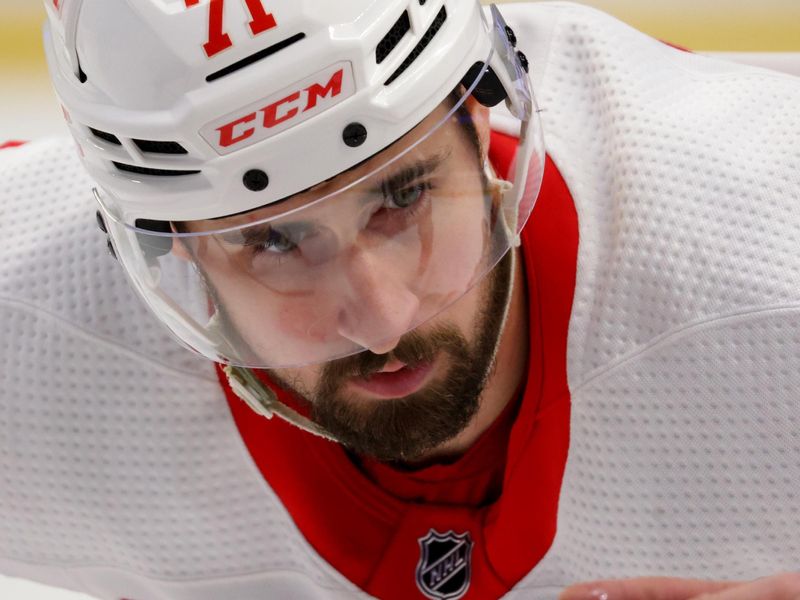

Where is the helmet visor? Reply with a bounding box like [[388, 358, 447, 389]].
[[98, 7, 544, 368]]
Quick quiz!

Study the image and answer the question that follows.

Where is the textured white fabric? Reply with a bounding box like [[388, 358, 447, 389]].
[[499, 2, 800, 598], [1, 3, 799, 600], [0, 141, 366, 599]]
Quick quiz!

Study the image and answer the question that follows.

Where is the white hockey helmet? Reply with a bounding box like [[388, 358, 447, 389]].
[[44, 0, 544, 369]]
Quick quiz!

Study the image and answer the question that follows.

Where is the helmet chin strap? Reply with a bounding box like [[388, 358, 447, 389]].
[[223, 363, 339, 442], [222, 244, 518, 447]]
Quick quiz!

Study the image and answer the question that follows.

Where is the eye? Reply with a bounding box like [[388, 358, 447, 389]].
[[249, 224, 308, 255], [261, 228, 296, 253], [385, 182, 431, 209]]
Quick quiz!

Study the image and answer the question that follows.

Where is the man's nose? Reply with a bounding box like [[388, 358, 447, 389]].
[[336, 246, 420, 354]]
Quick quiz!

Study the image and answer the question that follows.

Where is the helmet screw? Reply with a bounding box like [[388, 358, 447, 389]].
[[243, 169, 269, 192], [343, 123, 368, 148], [517, 50, 530, 73], [505, 26, 517, 48]]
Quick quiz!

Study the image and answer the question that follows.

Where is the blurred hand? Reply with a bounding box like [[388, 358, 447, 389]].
[[559, 573, 800, 600]]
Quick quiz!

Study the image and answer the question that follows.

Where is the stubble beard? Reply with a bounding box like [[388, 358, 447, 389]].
[[272, 250, 514, 463]]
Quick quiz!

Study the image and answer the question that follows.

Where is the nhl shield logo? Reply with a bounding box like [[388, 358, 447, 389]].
[[415, 529, 474, 600]]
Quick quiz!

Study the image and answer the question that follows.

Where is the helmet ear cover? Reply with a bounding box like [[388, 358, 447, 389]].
[[462, 61, 507, 108]]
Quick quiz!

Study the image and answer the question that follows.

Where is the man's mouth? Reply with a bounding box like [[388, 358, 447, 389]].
[[347, 359, 435, 399]]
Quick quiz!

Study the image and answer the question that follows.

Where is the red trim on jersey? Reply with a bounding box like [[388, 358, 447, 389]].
[[218, 133, 579, 598], [0, 141, 27, 150], [661, 40, 693, 53], [487, 132, 516, 180]]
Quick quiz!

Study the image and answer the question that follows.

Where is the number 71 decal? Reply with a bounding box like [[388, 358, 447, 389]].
[[184, 0, 278, 58]]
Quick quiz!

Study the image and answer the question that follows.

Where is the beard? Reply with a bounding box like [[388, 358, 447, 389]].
[[271, 250, 515, 463]]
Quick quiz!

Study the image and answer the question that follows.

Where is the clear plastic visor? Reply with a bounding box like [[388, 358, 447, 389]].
[[98, 6, 544, 368]]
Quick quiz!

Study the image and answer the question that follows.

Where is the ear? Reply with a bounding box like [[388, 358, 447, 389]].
[[464, 95, 491, 161]]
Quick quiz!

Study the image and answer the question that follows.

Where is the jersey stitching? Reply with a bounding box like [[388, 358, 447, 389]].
[[572, 302, 800, 392]]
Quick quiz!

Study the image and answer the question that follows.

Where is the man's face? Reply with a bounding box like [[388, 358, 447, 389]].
[[271, 248, 511, 462], [180, 99, 513, 460]]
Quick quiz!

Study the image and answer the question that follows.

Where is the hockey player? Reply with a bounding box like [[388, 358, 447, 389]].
[[0, 1, 799, 599]]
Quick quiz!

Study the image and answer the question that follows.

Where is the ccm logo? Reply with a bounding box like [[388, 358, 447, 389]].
[[217, 68, 344, 148]]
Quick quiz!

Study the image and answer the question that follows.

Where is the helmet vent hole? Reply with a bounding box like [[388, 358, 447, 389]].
[[133, 139, 189, 155], [113, 162, 201, 177], [385, 6, 447, 86], [376, 10, 411, 64], [206, 32, 306, 83], [90, 128, 122, 146]]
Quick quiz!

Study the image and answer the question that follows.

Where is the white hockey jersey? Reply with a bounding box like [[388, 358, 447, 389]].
[[1, 3, 799, 599]]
